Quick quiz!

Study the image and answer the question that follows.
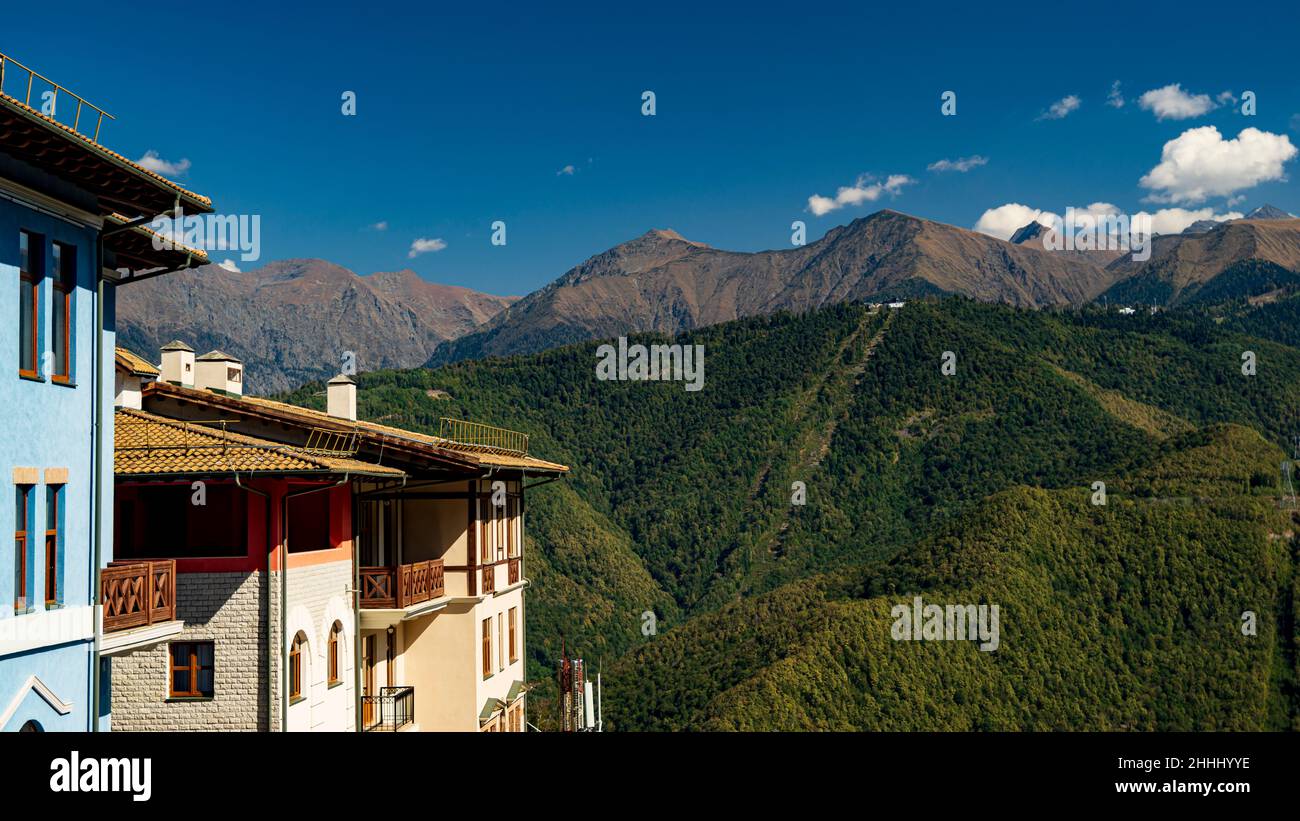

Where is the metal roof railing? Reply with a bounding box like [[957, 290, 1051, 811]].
[[0, 50, 115, 142], [438, 418, 529, 456]]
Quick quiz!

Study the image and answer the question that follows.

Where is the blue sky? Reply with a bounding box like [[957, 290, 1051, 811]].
[[5, 0, 1299, 296]]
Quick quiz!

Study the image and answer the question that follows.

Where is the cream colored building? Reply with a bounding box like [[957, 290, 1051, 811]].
[[118, 351, 565, 732]]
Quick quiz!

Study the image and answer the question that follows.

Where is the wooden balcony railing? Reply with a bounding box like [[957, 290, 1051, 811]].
[[101, 560, 176, 633], [360, 560, 444, 609], [508, 557, 520, 586]]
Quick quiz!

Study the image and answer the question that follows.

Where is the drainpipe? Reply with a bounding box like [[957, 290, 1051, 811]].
[[282, 476, 347, 732], [89, 238, 103, 732], [234, 474, 271, 731], [351, 480, 360, 733]]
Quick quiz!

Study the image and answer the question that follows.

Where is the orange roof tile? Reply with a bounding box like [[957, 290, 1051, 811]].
[[115, 408, 405, 478]]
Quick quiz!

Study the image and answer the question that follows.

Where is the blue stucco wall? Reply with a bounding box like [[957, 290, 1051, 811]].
[[0, 196, 114, 731]]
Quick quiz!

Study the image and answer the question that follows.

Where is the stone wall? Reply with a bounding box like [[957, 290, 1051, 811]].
[[109, 571, 270, 731]]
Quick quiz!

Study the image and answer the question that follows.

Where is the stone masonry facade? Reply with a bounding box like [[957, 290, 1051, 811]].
[[110, 571, 271, 731]]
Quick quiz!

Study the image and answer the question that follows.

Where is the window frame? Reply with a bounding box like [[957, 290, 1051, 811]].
[[14, 485, 30, 611], [289, 632, 306, 702], [50, 241, 74, 384], [481, 617, 492, 679], [18, 230, 42, 380], [327, 622, 341, 686], [168, 641, 215, 699], [508, 606, 518, 664], [44, 485, 60, 606]]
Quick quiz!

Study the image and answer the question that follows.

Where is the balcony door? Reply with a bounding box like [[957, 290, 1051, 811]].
[[361, 635, 376, 727], [358, 499, 400, 567]]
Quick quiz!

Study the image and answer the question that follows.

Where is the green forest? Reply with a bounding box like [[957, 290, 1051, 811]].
[[283, 293, 1300, 731]]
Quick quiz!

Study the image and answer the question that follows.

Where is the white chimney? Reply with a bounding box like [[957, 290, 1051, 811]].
[[159, 340, 195, 387], [327, 374, 357, 421], [194, 350, 244, 396]]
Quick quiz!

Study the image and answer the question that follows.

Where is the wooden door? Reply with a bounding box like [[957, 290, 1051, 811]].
[[362, 635, 376, 727]]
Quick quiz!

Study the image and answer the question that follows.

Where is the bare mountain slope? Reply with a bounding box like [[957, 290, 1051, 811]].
[[117, 259, 516, 393], [430, 210, 1122, 364]]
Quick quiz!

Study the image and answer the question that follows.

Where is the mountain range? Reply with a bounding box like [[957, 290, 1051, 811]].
[[117, 206, 1300, 391], [115, 259, 517, 393], [429, 206, 1300, 366]]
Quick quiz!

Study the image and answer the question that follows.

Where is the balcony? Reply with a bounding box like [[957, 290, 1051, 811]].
[[508, 557, 520, 586], [362, 686, 415, 732], [101, 560, 176, 632], [359, 560, 445, 609], [99, 560, 183, 655]]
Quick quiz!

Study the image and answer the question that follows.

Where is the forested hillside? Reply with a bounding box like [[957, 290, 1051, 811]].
[[283, 295, 1300, 730]]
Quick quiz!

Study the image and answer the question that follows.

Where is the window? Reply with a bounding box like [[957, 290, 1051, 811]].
[[480, 498, 494, 564], [481, 617, 491, 679], [18, 231, 42, 378], [50, 242, 74, 382], [226, 367, 241, 383], [290, 633, 306, 701], [287, 489, 332, 553], [495, 499, 506, 562], [497, 612, 504, 672], [508, 607, 518, 664], [44, 486, 61, 606], [169, 642, 214, 698], [327, 622, 342, 685], [507, 496, 520, 558], [14, 486, 30, 610]]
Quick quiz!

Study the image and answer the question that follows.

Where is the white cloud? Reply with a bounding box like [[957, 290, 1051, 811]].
[[928, 155, 988, 173], [217, 259, 241, 273], [1107, 81, 1124, 109], [136, 150, 191, 177], [1134, 207, 1243, 234], [977, 200, 1246, 240], [557, 164, 576, 176], [1139, 126, 1297, 204], [370, 221, 388, 232], [1216, 90, 1237, 107], [408, 237, 448, 257], [1038, 95, 1081, 120], [1137, 84, 1216, 121], [973, 203, 1057, 240], [807, 174, 913, 216]]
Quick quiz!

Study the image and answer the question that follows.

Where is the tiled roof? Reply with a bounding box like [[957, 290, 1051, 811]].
[[240, 395, 571, 472], [104, 212, 210, 268], [141, 382, 570, 474], [0, 92, 211, 210], [114, 347, 159, 377], [115, 408, 405, 478]]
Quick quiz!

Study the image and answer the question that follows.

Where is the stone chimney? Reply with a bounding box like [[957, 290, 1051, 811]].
[[194, 350, 244, 396], [159, 340, 195, 387], [327, 374, 356, 421]]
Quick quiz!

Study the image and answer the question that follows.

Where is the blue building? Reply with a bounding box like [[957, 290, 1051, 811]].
[[0, 52, 212, 731]]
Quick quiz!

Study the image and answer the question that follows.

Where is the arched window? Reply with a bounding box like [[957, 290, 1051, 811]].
[[290, 632, 307, 702], [327, 622, 342, 685], [19, 719, 42, 732]]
